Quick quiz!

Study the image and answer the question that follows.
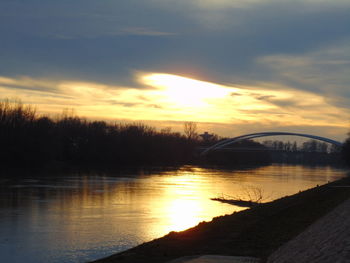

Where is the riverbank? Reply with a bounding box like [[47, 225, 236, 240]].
[[268, 196, 350, 262], [91, 175, 350, 263]]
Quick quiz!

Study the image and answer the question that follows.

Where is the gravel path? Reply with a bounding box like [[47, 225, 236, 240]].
[[268, 197, 350, 263]]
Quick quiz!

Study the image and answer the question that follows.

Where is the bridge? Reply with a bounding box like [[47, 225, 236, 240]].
[[200, 132, 343, 156]]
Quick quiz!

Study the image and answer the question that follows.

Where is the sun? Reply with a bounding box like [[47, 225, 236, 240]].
[[140, 73, 232, 107]]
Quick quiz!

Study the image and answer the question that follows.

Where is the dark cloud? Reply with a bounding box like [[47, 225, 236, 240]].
[[107, 100, 139, 107], [0, 76, 62, 94], [149, 104, 163, 109], [253, 95, 276, 101], [249, 94, 302, 108], [267, 99, 304, 109], [230, 92, 243, 97], [0, 0, 349, 114], [106, 100, 163, 109], [254, 40, 350, 109]]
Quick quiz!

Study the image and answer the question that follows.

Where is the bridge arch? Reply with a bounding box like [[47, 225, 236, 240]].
[[200, 132, 343, 156]]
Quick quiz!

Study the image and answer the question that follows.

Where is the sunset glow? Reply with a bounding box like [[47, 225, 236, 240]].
[[1, 1, 350, 262], [141, 73, 232, 107], [166, 198, 203, 231], [0, 72, 349, 140], [0, 0, 349, 140]]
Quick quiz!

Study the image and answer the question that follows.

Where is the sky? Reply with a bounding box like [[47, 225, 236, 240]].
[[1, 0, 350, 140]]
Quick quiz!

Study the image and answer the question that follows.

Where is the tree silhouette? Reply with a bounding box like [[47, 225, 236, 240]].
[[184, 122, 198, 140], [0, 99, 199, 171], [341, 135, 350, 166]]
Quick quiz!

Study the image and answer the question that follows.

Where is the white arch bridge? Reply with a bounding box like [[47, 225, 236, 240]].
[[200, 132, 343, 156]]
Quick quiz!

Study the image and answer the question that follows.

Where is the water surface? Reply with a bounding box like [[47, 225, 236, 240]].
[[0, 164, 347, 263]]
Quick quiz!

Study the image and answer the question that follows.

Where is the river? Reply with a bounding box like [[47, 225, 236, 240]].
[[0, 164, 348, 263]]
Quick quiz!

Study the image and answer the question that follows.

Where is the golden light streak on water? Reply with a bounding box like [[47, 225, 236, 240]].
[[0, 165, 347, 263]]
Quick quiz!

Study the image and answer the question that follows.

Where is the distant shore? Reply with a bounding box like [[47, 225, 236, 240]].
[[90, 174, 350, 263]]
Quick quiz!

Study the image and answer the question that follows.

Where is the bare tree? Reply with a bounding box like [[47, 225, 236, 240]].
[[184, 121, 198, 140], [160, 127, 172, 134]]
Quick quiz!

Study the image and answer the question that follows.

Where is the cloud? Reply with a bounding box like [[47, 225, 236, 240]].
[[0, 0, 349, 139], [119, 27, 175, 36], [255, 40, 350, 109], [0, 73, 348, 139], [0, 76, 131, 112], [0, 76, 61, 93], [1, 0, 350, 87], [149, 0, 350, 13], [49, 27, 175, 40], [252, 94, 276, 101]]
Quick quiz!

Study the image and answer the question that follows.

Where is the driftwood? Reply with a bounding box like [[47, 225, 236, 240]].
[[210, 197, 259, 208], [211, 186, 267, 208]]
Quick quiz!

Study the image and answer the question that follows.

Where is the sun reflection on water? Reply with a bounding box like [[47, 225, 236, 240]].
[[1, 165, 347, 263], [166, 198, 203, 232], [143, 171, 241, 236]]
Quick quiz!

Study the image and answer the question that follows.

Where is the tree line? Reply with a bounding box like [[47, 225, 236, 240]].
[[0, 100, 197, 170], [1, 99, 350, 170], [261, 139, 341, 153]]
